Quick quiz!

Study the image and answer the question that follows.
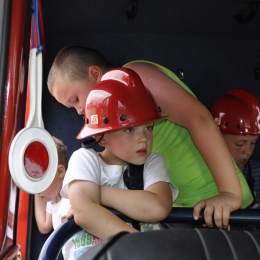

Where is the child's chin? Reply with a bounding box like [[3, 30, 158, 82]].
[[132, 159, 147, 165]]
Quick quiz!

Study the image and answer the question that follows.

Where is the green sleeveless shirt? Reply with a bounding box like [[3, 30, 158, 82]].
[[124, 60, 253, 208]]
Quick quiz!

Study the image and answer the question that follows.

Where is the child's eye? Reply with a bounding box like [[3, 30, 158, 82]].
[[146, 125, 154, 131], [125, 127, 134, 133], [252, 139, 259, 145]]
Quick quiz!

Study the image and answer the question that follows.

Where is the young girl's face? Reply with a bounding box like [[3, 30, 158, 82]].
[[223, 134, 259, 169], [37, 166, 64, 202], [99, 123, 154, 166], [37, 177, 61, 202]]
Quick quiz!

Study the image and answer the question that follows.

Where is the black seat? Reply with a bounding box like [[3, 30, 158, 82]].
[[39, 208, 260, 260], [80, 228, 260, 260]]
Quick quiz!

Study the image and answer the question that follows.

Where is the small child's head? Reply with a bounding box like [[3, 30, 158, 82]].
[[77, 68, 165, 165], [211, 88, 260, 169], [47, 46, 113, 115], [37, 136, 68, 201]]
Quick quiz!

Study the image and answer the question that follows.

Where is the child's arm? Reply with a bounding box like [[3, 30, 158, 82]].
[[125, 62, 242, 228], [34, 195, 53, 234], [69, 180, 139, 240], [100, 181, 172, 222]]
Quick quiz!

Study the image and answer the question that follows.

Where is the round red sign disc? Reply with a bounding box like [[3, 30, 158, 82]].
[[24, 141, 49, 179]]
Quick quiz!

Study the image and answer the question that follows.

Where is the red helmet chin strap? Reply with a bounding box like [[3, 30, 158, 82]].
[[81, 134, 104, 149]]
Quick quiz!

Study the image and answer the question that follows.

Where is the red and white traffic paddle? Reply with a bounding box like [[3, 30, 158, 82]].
[[8, 48, 58, 194]]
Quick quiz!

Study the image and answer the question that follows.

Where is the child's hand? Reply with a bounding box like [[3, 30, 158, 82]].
[[193, 192, 241, 229], [66, 207, 74, 220]]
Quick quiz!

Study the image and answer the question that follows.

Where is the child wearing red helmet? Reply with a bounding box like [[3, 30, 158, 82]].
[[211, 88, 260, 210], [60, 68, 178, 248], [49, 46, 253, 229]]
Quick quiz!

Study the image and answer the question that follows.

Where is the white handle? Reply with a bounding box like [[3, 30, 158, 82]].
[[26, 48, 44, 128]]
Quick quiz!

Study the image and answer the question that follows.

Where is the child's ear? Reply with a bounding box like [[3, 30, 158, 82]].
[[88, 66, 103, 82], [57, 164, 66, 178], [94, 135, 106, 147]]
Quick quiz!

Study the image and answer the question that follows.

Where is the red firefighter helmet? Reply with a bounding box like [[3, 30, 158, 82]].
[[77, 68, 165, 139], [211, 88, 260, 135]]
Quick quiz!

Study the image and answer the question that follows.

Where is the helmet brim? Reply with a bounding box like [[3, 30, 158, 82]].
[[76, 116, 167, 139]]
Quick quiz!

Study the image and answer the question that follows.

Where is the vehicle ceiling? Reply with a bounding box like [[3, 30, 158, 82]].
[[42, 0, 260, 40]]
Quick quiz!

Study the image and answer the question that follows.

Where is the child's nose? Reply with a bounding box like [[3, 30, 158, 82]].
[[76, 106, 84, 115], [138, 131, 148, 142], [244, 146, 253, 156]]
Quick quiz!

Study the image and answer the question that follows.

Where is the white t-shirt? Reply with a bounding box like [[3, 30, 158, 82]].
[[62, 148, 178, 198], [46, 198, 91, 260], [61, 148, 178, 252]]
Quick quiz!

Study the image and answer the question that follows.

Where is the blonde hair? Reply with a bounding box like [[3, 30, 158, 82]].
[[47, 46, 113, 94], [52, 136, 68, 169]]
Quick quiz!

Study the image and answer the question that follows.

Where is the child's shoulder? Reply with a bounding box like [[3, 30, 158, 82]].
[[144, 152, 166, 168], [146, 152, 164, 161], [69, 148, 100, 164], [72, 147, 98, 156]]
